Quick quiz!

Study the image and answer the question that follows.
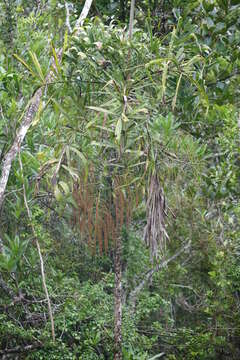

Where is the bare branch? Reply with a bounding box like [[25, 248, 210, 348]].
[[128, 241, 191, 311], [74, 0, 94, 33], [19, 154, 55, 342], [65, 2, 72, 33]]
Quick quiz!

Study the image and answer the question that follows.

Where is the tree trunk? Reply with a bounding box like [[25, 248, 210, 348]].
[[114, 236, 122, 360], [128, 0, 135, 40]]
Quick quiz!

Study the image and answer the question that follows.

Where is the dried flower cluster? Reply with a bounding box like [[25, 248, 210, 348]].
[[72, 171, 137, 254]]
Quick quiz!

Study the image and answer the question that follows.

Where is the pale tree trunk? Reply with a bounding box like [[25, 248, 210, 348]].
[[0, 88, 42, 210], [128, 0, 135, 40], [114, 235, 122, 360], [74, 0, 94, 30]]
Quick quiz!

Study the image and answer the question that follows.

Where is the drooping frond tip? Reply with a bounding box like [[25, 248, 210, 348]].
[[144, 173, 169, 261]]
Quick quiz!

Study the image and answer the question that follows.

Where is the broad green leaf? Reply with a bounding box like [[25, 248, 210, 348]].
[[93, 125, 114, 133], [86, 119, 97, 129], [32, 96, 53, 127], [183, 55, 203, 69]]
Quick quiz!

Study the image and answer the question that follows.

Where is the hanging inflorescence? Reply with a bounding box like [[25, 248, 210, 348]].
[[72, 169, 139, 255]]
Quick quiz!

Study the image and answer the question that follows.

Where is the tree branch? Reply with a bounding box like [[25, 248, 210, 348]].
[[0, 343, 42, 356], [74, 0, 94, 32], [128, 241, 191, 311], [65, 2, 72, 33], [0, 0, 93, 210]]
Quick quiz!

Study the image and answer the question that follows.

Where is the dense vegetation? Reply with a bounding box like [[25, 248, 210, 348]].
[[0, 0, 240, 359]]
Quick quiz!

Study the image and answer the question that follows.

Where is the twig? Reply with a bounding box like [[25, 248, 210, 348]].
[[170, 283, 200, 297], [128, 241, 191, 311], [18, 154, 55, 342]]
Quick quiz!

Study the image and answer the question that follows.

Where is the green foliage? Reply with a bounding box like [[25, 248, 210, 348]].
[[0, 234, 28, 272], [0, 0, 240, 359]]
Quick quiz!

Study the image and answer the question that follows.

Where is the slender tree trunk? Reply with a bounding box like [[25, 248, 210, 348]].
[[114, 236, 122, 360], [128, 0, 135, 40], [74, 0, 94, 30], [113, 3, 136, 355]]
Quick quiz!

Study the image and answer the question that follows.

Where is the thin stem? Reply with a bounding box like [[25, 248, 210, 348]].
[[18, 154, 55, 342]]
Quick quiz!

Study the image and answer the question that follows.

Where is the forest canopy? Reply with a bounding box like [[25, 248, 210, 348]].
[[0, 0, 240, 359]]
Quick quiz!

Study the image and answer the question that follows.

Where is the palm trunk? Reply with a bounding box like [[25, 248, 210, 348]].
[[114, 235, 122, 360]]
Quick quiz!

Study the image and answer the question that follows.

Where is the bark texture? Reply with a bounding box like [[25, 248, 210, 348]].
[[0, 89, 42, 209], [74, 0, 94, 31]]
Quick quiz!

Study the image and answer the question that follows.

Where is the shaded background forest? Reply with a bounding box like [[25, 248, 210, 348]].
[[0, 0, 240, 359]]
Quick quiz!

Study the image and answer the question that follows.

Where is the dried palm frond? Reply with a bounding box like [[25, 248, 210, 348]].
[[144, 173, 169, 261]]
